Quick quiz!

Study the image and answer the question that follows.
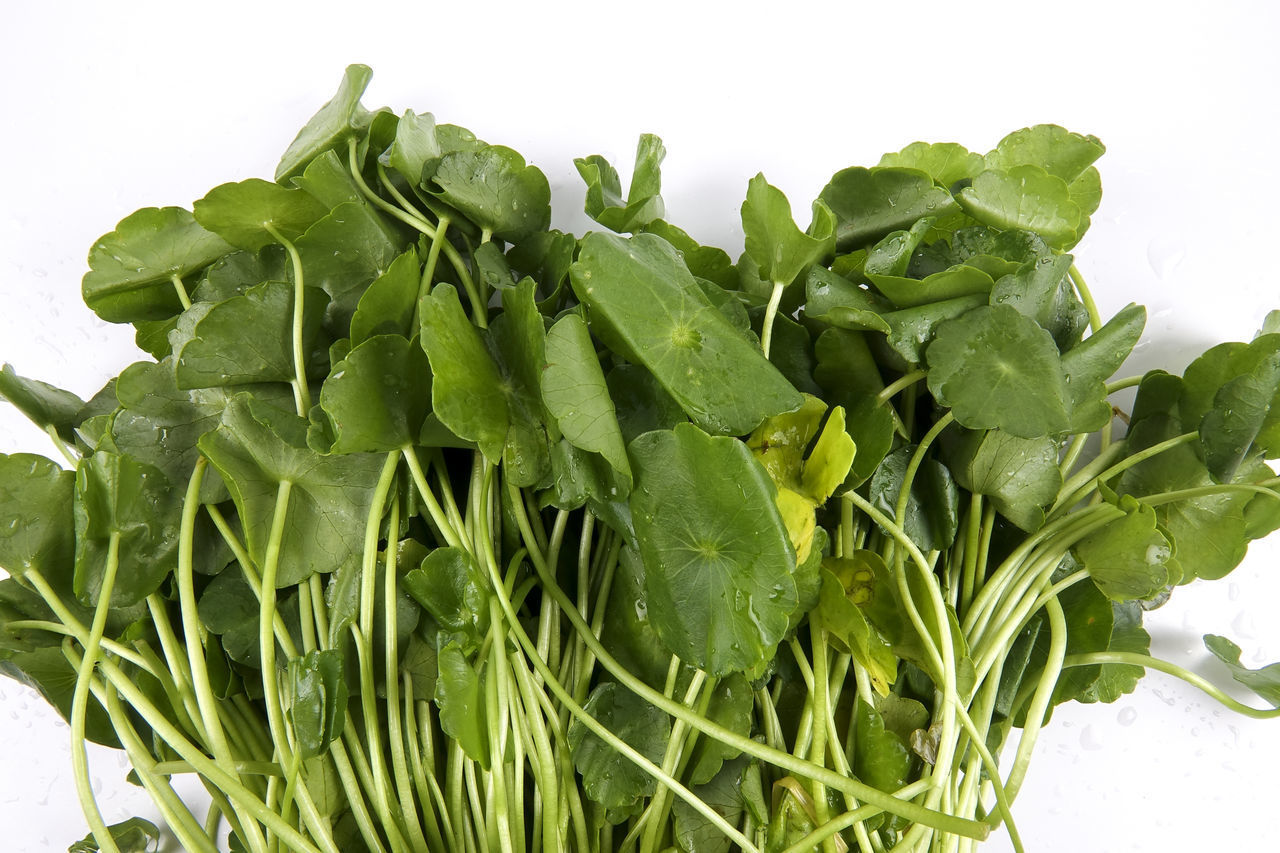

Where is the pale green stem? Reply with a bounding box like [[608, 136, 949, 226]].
[[760, 280, 786, 358], [170, 272, 193, 310], [70, 531, 122, 853]]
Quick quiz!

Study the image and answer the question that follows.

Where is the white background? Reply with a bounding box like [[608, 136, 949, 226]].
[[2, 1, 1279, 850]]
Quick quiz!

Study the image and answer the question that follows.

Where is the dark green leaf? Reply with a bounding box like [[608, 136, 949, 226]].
[[74, 452, 182, 607], [571, 232, 802, 436], [869, 445, 960, 553], [568, 682, 670, 812], [1059, 303, 1146, 432], [0, 454, 72, 583], [1074, 494, 1175, 601], [851, 698, 913, 794], [198, 395, 387, 587], [543, 314, 631, 483], [864, 218, 934, 278], [402, 547, 489, 647], [804, 267, 891, 334], [287, 649, 347, 758], [606, 363, 687, 445], [926, 304, 1070, 437], [671, 757, 751, 853], [174, 281, 327, 389], [0, 365, 85, 445], [988, 254, 1088, 351], [193, 179, 328, 251], [640, 219, 737, 289], [1078, 602, 1149, 704], [386, 109, 441, 186], [950, 429, 1062, 531], [314, 335, 430, 453], [82, 207, 233, 323], [488, 281, 553, 487], [294, 201, 405, 335], [348, 247, 423, 345], [629, 424, 797, 675], [428, 145, 551, 241], [819, 167, 955, 251], [883, 294, 988, 364], [276, 64, 373, 182], [868, 264, 996, 310], [686, 675, 754, 786], [419, 284, 509, 461], [435, 642, 488, 766]]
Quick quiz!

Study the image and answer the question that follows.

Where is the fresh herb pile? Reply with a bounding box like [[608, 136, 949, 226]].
[[3, 65, 1280, 853]]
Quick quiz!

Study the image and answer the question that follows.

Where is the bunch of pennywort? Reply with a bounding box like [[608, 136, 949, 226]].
[[2, 65, 1279, 853]]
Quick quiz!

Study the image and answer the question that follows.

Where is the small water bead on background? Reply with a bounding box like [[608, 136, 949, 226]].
[[1117, 706, 1138, 726]]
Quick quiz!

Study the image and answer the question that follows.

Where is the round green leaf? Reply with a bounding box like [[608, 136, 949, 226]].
[[193, 179, 329, 251], [83, 206, 233, 323], [629, 423, 798, 676], [428, 144, 551, 241], [926, 304, 1070, 437], [956, 165, 1081, 249]]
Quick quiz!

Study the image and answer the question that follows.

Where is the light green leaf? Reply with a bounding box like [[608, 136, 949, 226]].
[[1204, 634, 1280, 708], [349, 247, 422, 344], [956, 165, 1082, 249], [864, 218, 934, 278], [817, 562, 897, 694], [868, 264, 996, 309], [82, 207, 233, 323], [387, 109, 441, 185], [571, 232, 802, 436], [294, 201, 405, 335], [988, 254, 1089, 351], [576, 133, 666, 233], [1075, 494, 1175, 601], [926, 304, 1071, 437], [819, 166, 956, 251], [984, 125, 1105, 184], [630, 424, 798, 675], [740, 173, 834, 287], [878, 141, 985, 187]]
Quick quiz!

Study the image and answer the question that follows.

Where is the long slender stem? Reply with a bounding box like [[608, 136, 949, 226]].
[[70, 531, 122, 853], [263, 223, 312, 415]]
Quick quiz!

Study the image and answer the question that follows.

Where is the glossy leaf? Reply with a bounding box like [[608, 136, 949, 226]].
[[1204, 634, 1280, 708], [402, 547, 489, 647], [576, 133, 666, 233], [1059, 303, 1146, 432], [276, 64, 373, 181], [67, 817, 159, 853], [740, 173, 834, 287], [819, 166, 955, 251], [198, 395, 387, 587], [314, 334, 431, 453], [1074, 494, 1175, 601], [435, 642, 488, 766], [957, 165, 1081, 248], [174, 281, 327, 389], [864, 218, 934, 278], [1078, 602, 1149, 704], [868, 263, 996, 310], [0, 364, 85, 444], [817, 562, 897, 694], [950, 429, 1062, 531], [542, 314, 631, 482], [287, 649, 347, 759], [428, 144, 551, 241], [568, 681, 669, 812], [571, 232, 802, 435], [83, 207, 233, 323], [294, 201, 405, 334], [879, 142, 985, 187], [0, 453, 74, 581], [869, 445, 960, 553], [73, 451, 183, 607], [386, 109, 441, 185], [671, 757, 751, 853], [883, 294, 988, 365], [804, 267, 891, 333], [630, 424, 797, 675], [988, 254, 1088, 351], [419, 283, 509, 461], [193, 179, 328, 251], [349, 247, 421, 344], [927, 304, 1070, 437], [984, 125, 1105, 184], [852, 699, 914, 794], [686, 675, 753, 786]]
